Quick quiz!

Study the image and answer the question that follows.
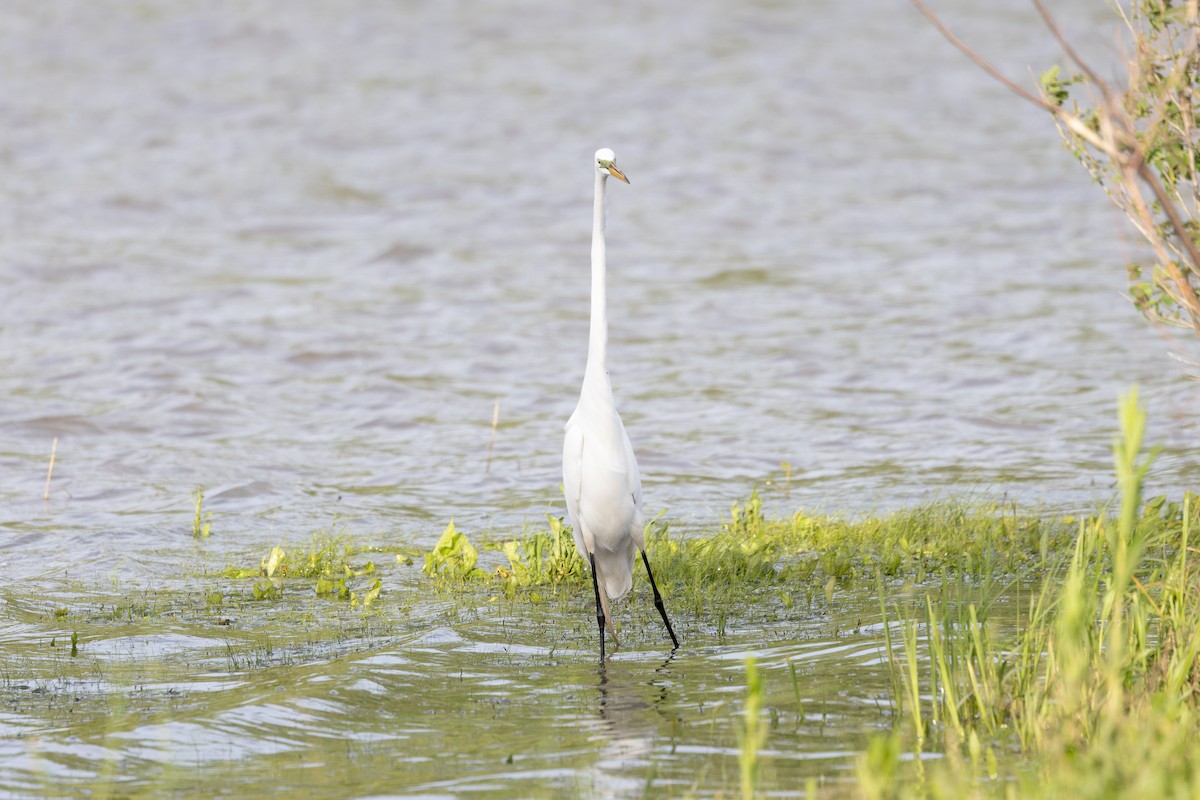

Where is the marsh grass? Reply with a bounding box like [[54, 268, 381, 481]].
[[860, 389, 1200, 798], [425, 488, 1073, 632], [738, 656, 767, 800]]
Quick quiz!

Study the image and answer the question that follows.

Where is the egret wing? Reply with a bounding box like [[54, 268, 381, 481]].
[[562, 414, 587, 557], [619, 418, 642, 510], [617, 416, 645, 549]]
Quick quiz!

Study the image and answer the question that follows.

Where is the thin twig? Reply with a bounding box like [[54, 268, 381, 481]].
[[1033, 0, 1106, 91], [912, 0, 1200, 333], [909, 0, 1059, 113], [910, 0, 1112, 158], [1036, 1, 1200, 322], [1030, 0, 1133, 158], [43, 436, 58, 501], [1136, 160, 1200, 332]]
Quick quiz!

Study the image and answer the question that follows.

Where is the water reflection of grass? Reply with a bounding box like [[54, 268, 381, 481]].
[[3, 393, 1198, 797]]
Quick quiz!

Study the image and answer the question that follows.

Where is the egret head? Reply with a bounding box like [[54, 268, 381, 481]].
[[595, 148, 630, 184]]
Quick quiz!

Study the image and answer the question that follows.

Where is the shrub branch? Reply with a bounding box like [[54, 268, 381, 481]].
[[912, 0, 1200, 337]]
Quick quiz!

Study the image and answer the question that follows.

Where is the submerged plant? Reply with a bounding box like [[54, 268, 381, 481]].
[[191, 488, 212, 538], [253, 545, 285, 600], [351, 579, 382, 609], [222, 533, 389, 606], [422, 521, 486, 584], [495, 514, 584, 595]]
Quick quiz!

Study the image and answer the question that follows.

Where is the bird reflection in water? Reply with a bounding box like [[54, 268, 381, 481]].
[[580, 652, 678, 798]]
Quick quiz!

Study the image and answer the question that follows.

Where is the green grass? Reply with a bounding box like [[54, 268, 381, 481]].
[[857, 388, 1200, 798]]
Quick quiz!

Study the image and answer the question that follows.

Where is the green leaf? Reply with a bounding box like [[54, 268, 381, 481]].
[[422, 521, 483, 582], [262, 546, 285, 578], [1039, 65, 1071, 106], [361, 579, 382, 608]]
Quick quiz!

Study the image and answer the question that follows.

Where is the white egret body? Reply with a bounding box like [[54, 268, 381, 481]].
[[563, 148, 678, 660]]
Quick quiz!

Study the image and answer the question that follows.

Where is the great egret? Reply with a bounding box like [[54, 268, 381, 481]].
[[562, 148, 679, 661]]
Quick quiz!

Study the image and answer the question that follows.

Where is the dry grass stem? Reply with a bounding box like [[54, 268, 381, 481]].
[[43, 436, 58, 501]]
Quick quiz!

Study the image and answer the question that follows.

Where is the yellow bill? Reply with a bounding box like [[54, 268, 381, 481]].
[[606, 162, 630, 183]]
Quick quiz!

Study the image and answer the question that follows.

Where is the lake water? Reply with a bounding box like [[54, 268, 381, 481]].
[[2, 0, 1198, 567], [0, 0, 1197, 794], [1, 546, 1023, 798]]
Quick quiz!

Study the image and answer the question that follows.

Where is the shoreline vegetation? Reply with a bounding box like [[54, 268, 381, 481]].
[[5, 390, 1198, 798]]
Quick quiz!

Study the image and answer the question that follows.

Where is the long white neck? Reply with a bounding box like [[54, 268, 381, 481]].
[[586, 169, 608, 379]]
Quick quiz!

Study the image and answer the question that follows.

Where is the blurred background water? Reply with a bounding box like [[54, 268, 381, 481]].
[[2, 0, 1198, 578]]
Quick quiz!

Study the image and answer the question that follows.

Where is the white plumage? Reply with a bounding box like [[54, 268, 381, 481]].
[[563, 148, 678, 660]]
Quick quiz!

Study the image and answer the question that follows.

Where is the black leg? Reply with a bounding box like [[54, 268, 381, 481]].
[[641, 550, 679, 649], [589, 552, 606, 661]]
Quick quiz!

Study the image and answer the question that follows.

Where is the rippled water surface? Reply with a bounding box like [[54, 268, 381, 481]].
[[2, 564, 1000, 798], [1, 0, 1198, 795]]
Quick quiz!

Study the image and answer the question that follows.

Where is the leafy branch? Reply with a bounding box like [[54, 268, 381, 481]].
[[912, 0, 1200, 338]]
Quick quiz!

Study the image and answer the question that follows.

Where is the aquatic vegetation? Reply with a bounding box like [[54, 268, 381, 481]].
[[190, 487, 212, 538], [723, 489, 1069, 584], [425, 489, 1066, 624], [252, 544, 285, 599], [860, 389, 1200, 797], [4, 395, 1198, 798], [494, 514, 585, 597], [218, 531, 397, 607], [423, 520, 487, 584]]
